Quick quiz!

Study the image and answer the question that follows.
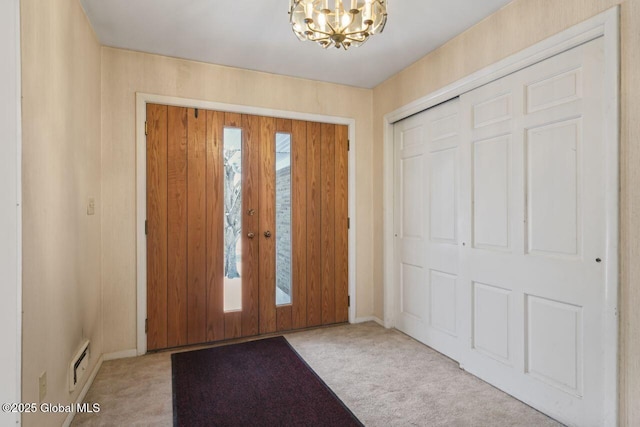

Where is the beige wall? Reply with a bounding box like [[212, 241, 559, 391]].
[[20, 0, 103, 425], [20, 0, 639, 424], [100, 48, 374, 353], [372, 0, 640, 424]]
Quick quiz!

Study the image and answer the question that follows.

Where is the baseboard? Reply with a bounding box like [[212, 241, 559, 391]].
[[103, 348, 137, 361], [62, 354, 104, 427], [353, 316, 385, 327]]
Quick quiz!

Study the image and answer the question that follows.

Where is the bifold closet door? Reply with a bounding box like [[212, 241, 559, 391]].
[[146, 105, 348, 351]]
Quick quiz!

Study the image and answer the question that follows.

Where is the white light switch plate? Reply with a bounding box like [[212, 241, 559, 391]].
[[87, 198, 95, 216]]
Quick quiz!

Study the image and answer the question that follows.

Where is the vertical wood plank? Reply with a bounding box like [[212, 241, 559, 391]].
[[225, 112, 242, 128], [206, 110, 225, 342], [276, 118, 293, 332], [187, 108, 207, 345], [306, 121, 323, 327], [291, 120, 308, 329], [167, 106, 188, 347], [335, 125, 349, 323], [276, 118, 292, 133], [259, 116, 277, 334], [276, 306, 293, 331], [146, 103, 168, 351], [240, 113, 260, 337], [321, 123, 336, 325], [225, 311, 242, 339]]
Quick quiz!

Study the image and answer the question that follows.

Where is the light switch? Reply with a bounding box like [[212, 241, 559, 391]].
[[87, 198, 95, 216], [39, 371, 47, 402]]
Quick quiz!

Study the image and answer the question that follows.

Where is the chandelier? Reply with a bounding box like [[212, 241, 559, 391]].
[[289, 0, 388, 50]]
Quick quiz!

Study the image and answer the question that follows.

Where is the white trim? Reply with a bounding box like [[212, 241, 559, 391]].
[[103, 349, 138, 361], [382, 7, 619, 426], [62, 355, 104, 427], [0, 0, 22, 425], [382, 112, 395, 329], [136, 93, 358, 355], [600, 8, 620, 426], [14, 0, 22, 423]]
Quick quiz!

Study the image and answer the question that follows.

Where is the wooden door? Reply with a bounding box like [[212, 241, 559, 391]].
[[146, 106, 348, 351]]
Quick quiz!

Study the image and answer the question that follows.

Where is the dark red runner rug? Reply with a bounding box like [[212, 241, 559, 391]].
[[171, 336, 363, 427]]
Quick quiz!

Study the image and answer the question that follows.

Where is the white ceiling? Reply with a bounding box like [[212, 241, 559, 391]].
[[80, 0, 514, 89]]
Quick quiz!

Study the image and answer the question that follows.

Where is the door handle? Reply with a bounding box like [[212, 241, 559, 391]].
[[264, 230, 272, 238], [247, 232, 255, 239]]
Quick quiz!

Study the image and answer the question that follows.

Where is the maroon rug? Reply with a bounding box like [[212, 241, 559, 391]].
[[171, 336, 363, 427]]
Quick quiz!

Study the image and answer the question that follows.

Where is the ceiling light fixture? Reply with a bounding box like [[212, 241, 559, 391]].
[[289, 0, 387, 50]]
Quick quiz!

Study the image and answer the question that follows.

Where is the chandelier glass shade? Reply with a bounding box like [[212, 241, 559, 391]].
[[289, 0, 387, 50]]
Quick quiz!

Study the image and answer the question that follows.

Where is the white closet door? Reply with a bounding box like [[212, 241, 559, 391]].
[[394, 99, 462, 361], [458, 37, 607, 426], [393, 34, 609, 426]]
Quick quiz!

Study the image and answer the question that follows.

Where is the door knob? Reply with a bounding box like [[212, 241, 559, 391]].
[[247, 232, 255, 239], [264, 230, 272, 238]]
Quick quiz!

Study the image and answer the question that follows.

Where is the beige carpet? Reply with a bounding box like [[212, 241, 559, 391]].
[[72, 322, 560, 426]]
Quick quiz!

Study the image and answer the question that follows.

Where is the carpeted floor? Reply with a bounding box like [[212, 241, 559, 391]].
[[72, 322, 560, 426]]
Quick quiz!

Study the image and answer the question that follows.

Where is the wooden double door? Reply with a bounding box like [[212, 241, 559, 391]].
[[146, 104, 349, 351]]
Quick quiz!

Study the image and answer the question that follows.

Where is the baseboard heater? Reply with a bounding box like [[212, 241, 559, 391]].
[[69, 340, 90, 392]]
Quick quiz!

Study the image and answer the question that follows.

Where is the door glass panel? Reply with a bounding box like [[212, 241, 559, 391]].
[[223, 127, 243, 312], [275, 133, 292, 306]]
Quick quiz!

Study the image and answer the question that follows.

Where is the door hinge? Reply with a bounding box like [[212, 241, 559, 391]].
[[348, 296, 351, 307], [145, 319, 148, 334], [347, 140, 350, 151], [348, 217, 350, 229], [145, 121, 148, 136], [195, 108, 199, 119], [145, 220, 148, 235]]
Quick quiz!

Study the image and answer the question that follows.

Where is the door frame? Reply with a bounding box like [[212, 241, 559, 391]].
[[135, 93, 358, 355], [382, 7, 619, 426], [0, 0, 22, 425]]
